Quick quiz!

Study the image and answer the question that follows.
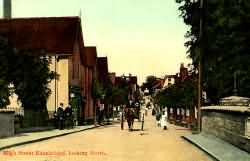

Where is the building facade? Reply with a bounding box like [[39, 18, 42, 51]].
[[0, 17, 93, 123]]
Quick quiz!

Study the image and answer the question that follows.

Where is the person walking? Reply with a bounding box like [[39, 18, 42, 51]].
[[99, 103, 105, 125], [161, 109, 168, 130], [156, 111, 161, 127], [57, 103, 64, 130], [125, 98, 135, 131]]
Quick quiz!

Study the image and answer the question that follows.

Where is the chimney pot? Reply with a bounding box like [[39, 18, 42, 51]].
[[3, 0, 11, 19]]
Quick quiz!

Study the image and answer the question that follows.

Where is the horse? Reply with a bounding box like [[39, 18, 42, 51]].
[[124, 108, 135, 131]]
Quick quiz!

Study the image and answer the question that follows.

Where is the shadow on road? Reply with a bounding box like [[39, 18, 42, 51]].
[[95, 125, 117, 129]]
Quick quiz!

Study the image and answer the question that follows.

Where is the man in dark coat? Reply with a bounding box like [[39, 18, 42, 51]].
[[64, 103, 73, 129], [57, 103, 64, 130]]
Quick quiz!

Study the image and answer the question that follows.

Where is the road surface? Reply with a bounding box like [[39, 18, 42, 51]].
[[0, 109, 213, 161]]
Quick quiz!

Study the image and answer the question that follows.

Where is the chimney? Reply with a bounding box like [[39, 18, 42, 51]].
[[180, 63, 184, 68], [3, 0, 11, 19]]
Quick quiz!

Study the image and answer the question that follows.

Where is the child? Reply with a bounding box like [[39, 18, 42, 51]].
[[161, 110, 168, 130]]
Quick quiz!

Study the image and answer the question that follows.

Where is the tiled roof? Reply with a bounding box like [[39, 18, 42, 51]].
[[0, 17, 84, 55], [115, 76, 137, 86], [153, 79, 164, 89], [84, 47, 97, 67]]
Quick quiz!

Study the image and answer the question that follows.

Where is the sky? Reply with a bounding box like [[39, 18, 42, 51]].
[[0, 0, 190, 85]]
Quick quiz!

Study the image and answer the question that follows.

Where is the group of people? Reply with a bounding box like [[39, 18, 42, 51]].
[[55, 103, 74, 130], [154, 107, 168, 130]]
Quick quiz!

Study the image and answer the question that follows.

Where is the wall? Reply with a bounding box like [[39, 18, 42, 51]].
[[0, 110, 14, 138], [57, 58, 69, 108], [8, 56, 69, 112], [47, 56, 69, 111], [88, 68, 94, 119], [69, 36, 81, 87], [47, 56, 57, 111], [202, 106, 250, 153]]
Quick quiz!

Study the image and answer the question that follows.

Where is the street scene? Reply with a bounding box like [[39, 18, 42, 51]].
[[1, 0, 250, 161], [1, 107, 213, 161]]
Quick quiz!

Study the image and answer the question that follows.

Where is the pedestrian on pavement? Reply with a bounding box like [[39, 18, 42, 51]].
[[99, 103, 105, 125], [96, 105, 100, 124], [154, 105, 161, 127], [64, 103, 73, 129], [156, 111, 161, 127], [57, 103, 64, 130], [152, 108, 156, 115], [161, 109, 168, 130]]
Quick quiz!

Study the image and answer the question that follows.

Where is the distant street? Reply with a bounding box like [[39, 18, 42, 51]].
[[1, 108, 213, 161]]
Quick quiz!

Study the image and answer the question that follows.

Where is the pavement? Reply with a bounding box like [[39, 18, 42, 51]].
[[183, 132, 250, 161], [0, 121, 118, 151]]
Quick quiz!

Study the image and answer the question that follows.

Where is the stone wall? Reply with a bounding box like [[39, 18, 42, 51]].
[[23, 109, 49, 127], [0, 110, 15, 138], [201, 106, 250, 153]]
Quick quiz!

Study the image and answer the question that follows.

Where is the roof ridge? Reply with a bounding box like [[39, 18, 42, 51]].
[[0, 16, 80, 21]]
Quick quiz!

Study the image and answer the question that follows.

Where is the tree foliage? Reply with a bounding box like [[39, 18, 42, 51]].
[[92, 79, 104, 99], [92, 78, 128, 107], [141, 75, 157, 95], [154, 77, 197, 108], [0, 36, 56, 110], [107, 86, 128, 106], [176, 0, 250, 103]]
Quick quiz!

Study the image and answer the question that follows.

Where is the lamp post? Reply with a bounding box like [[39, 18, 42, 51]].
[[233, 71, 238, 96], [121, 104, 124, 130], [121, 75, 126, 130], [94, 99, 97, 126], [197, 0, 204, 133]]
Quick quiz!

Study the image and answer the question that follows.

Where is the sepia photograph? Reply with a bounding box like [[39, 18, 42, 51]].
[[0, 0, 250, 161]]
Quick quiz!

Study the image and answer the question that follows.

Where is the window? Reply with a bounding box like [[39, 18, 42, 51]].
[[168, 78, 171, 82]]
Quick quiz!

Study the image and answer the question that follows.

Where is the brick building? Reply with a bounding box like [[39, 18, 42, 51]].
[[0, 17, 98, 124], [82, 46, 97, 121]]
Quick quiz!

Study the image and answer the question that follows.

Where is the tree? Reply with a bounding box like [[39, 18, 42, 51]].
[[11, 53, 56, 111], [176, 0, 250, 104], [0, 36, 57, 126], [92, 79, 104, 100], [0, 36, 16, 108], [141, 75, 157, 95], [110, 86, 128, 107], [154, 73, 197, 110]]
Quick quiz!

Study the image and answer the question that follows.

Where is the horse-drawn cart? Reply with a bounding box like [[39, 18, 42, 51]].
[[121, 100, 143, 131]]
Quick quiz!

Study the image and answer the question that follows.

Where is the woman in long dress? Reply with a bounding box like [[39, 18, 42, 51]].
[[161, 110, 168, 130]]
